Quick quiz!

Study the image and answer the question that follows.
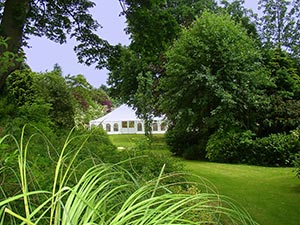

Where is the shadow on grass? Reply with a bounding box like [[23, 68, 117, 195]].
[[289, 183, 300, 193]]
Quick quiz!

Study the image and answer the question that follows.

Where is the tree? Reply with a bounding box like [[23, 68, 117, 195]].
[[109, 0, 263, 123], [35, 67, 75, 129], [258, 0, 300, 56], [0, 0, 110, 91], [220, 0, 259, 40], [256, 0, 300, 136], [108, 0, 216, 98], [65, 74, 112, 126], [0, 68, 54, 134], [108, 0, 217, 117], [160, 12, 269, 158], [256, 48, 300, 136]]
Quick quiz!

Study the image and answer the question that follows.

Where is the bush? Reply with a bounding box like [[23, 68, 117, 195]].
[[73, 126, 118, 163], [293, 153, 300, 179], [165, 128, 207, 160], [182, 145, 202, 160], [206, 128, 300, 166], [253, 132, 300, 166], [206, 129, 255, 164], [0, 125, 116, 205]]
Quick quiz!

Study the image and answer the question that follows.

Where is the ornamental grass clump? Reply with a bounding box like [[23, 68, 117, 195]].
[[0, 126, 259, 225]]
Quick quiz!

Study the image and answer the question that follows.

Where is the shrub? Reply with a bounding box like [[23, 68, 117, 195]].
[[293, 153, 300, 179], [165, 128, 207, 160], [206, 129, 256, 164], [206, 128, 300, 166], [253, 132, 300, 166], [73, 126, 118, 163], [0, 125, 116, 212], [182, 145, 202, 160], [131, 136, 152, 150]]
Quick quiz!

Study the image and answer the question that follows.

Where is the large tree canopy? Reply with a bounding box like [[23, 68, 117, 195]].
[[0, 0, 109, 91], [108, 0, 262, 121], [160, 12, 269, 158], [108, 0, 217, 114]]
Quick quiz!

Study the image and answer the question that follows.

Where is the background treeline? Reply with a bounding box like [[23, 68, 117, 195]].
[[0, 63, 112, 135]]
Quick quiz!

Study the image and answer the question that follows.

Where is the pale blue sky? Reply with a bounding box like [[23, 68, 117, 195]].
[[24, 0, 259, 88]]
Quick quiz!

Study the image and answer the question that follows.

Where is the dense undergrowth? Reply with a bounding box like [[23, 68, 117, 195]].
[[0, 126, 258, 224]]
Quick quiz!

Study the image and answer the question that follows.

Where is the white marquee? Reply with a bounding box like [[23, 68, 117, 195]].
[[89, 104, 167, 134]]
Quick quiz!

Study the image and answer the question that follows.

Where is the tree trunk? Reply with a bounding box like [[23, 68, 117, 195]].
[[0, 0, 30, 92]]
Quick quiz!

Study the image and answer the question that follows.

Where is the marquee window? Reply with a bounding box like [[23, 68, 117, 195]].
[[137, 122, 143, 131], [152, 123, 158, 131], [122, 121, 127, 128], [106, 124, 111, 132], [129, 121, 134, 128], [114, 123, 119, 132]]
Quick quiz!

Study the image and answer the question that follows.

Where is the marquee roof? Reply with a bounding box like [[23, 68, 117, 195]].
[[90, 104, 164, 124]]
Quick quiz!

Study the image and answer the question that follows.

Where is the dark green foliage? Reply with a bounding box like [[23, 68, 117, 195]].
[[121, 0, 217, 57], [0, 125, 117, 217], [75, 127, 118, 163], [258, 97, 300, 136], [206, 129, 256, 164], [182, 145, 202, 160], [34, 69, 75, 129], [0, 69, 54, 135], [265, 49, 300, 97], [107, 46, 141, 104], [160, 12, 268, 159], [116, 149, 184, 183], [254, 132, 300, 166], [293, 153, 300, 179], [108, 0, 217, 117], [165, 126, 207, 160], [255, 49, 300, 136], [6, 69, 35, 106], [2, 67, 74, 132], [206, 129, 300, 166]]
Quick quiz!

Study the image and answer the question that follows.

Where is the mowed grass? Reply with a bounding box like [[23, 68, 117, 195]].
[[109, 134, 168, 151], [185, 161, 300, 225], [109, 134, 300, 225]]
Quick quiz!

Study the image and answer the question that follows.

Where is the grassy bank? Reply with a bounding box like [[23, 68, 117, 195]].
[[109, 134, 300, 225]]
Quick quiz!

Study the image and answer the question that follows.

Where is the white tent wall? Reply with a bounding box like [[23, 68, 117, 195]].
[[89, 104, 167, 135]]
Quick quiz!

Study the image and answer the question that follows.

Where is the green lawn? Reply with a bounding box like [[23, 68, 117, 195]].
[[185, 161, 300, 225], [109, 134, 168, 151], [109, 134, 300, 225]]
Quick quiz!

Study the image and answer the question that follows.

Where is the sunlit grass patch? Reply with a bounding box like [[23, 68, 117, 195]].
[[185, 161, 300, 225], [109, 134, 168, 151], [109, 134, 300, 225]]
